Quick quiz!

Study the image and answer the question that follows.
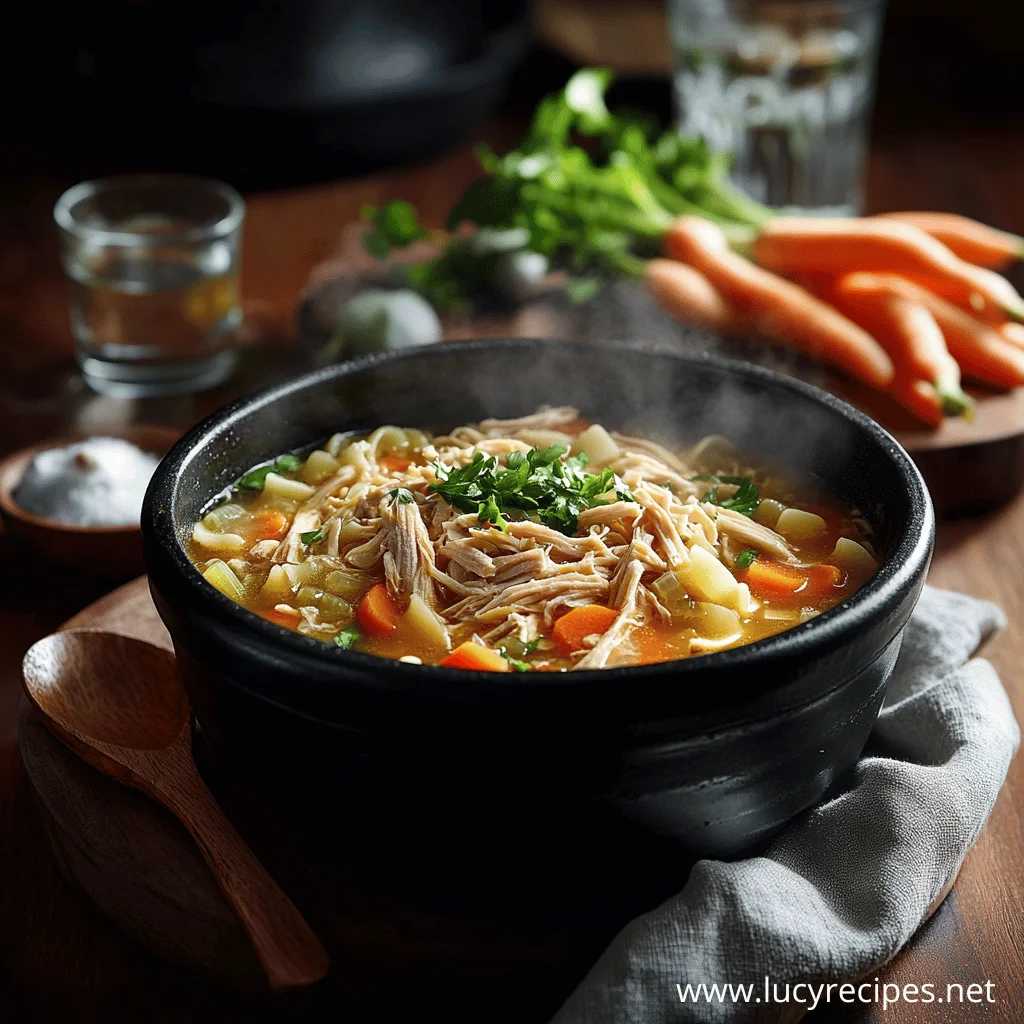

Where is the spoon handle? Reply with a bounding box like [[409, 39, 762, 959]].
[[162, 765, 329, 991]]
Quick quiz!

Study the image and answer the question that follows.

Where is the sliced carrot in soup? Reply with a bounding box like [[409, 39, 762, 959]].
[[380, 455, 412, 473], [552, 604, 620, 653], [258, 608, 302, 629], [740, 558, 845, 605], [440, 641, 510, 672], [246, 510, 290, 542], [356, 583, 403, 638]]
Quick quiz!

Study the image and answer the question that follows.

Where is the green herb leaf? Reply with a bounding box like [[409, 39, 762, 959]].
[[362, 200, 424, 259], [615, 488, 636, 503], [702, 474, 760, 518], [333, 624, 361, 650], [477, 493, 509, 531], [716, 478, 759, 517], [300, 527, 325, 545], [445, 177, 520, 231], [389, 487, 415, 505], [734, 548, 758, 570], [525, 639, 541, 653], [236, 454, 303, 492], [499, 649, 531, 672]]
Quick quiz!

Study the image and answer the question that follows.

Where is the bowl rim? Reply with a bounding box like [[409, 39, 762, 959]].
[[0, 426, 182, 536], [143, 338, 934, 694]]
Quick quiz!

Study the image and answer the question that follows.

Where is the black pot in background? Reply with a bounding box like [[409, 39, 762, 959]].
[[142, 339, 933, 928], [31, 1, 530, 187]]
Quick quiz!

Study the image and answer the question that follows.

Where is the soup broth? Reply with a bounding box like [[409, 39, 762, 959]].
[[188, 407, 879, 672]]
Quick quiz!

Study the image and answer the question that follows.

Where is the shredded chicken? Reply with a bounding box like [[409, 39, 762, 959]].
[[576, 558, 645, 669], [712, 507, 799, 564], [381, 497, 439, 608], [479, 406, 579, 435], [216, 406, 818, 669]]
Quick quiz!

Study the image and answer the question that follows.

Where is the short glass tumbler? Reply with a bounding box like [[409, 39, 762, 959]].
[[669, 0, 886, 216], [54, 175, 245, 397]]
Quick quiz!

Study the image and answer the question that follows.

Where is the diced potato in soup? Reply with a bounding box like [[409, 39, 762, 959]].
[[188, 407, 880, 672]]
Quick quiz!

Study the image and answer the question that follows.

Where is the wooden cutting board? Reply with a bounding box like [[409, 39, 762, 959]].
[[17, 578, 594, 1018]]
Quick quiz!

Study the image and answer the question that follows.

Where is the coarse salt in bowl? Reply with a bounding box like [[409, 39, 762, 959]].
[[14, 437, 160, 527]]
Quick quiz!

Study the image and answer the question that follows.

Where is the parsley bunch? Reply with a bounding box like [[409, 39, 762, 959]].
[[430, 443, 631, 535], [362, 68, 772, 306]]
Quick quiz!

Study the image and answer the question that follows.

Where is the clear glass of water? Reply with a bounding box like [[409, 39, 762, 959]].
[[669, 0, 886, 216], [54, 175, 245, 397]]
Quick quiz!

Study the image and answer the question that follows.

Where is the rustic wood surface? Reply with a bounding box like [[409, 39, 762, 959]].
[[1, 122, 1022, 1022], [21, 630, 329, 993]]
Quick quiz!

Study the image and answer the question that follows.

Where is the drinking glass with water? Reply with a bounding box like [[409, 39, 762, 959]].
[[669, 0, 886, 216], [55, 175, 245, 397]]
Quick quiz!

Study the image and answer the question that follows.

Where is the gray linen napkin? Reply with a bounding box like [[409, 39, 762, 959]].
[[550, 587, 1020, 1024]]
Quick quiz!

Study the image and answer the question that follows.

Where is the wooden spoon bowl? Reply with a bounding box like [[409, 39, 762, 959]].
[[22, 629, 330, 991], [0, 425, 181, 580]]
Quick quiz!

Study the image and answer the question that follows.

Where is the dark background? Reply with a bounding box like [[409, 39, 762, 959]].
[[8, 0, 1024, 189]]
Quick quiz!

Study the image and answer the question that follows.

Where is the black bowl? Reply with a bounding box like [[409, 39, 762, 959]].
[[143, 339, 933, 925]]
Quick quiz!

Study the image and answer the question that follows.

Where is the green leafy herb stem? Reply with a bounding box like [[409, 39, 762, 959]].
[[236, 454, 303, 493]]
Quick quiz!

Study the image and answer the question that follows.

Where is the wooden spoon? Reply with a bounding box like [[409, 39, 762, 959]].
[[21, 629, 330, 991]]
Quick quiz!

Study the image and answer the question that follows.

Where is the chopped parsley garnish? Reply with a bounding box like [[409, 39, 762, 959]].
[[300, 527, 324, 545], [333, 624, 361, 649], [429, 444, 624, 536], [734, 548, 758, 570], [236, 454, 303, 492], [702, 474, 760, 518], [499, 649, 531, 672], [389, 487, 415, 505]]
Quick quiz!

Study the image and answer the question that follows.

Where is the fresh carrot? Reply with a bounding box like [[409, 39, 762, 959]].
[[356, 582, 403, 638], [889, 374, 946, 428], [874, 212, 1024, 270], [439, 641, 510, 672], [999, 322, 1024, 350], [738, 558, 844, 604], [552, 604, 620, 653], [663, 217, 894, 388], [749, 217, 1024, 322], [644, 258, 746, 335], [824, 275, 972, 417], [836, 273, 1024, 390], [245, 510, 290, 542], [898, 265, 1024, 325], [380, 455, 412, 473]]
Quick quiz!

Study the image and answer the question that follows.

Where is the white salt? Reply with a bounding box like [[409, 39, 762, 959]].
[[15, 437, 160, 527]]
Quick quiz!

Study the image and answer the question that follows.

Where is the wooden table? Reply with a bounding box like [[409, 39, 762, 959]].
[[1, 123, 1022, 1023]]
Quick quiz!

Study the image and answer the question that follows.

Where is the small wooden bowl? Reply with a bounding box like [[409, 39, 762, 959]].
[[0, 426, 182, 580]]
